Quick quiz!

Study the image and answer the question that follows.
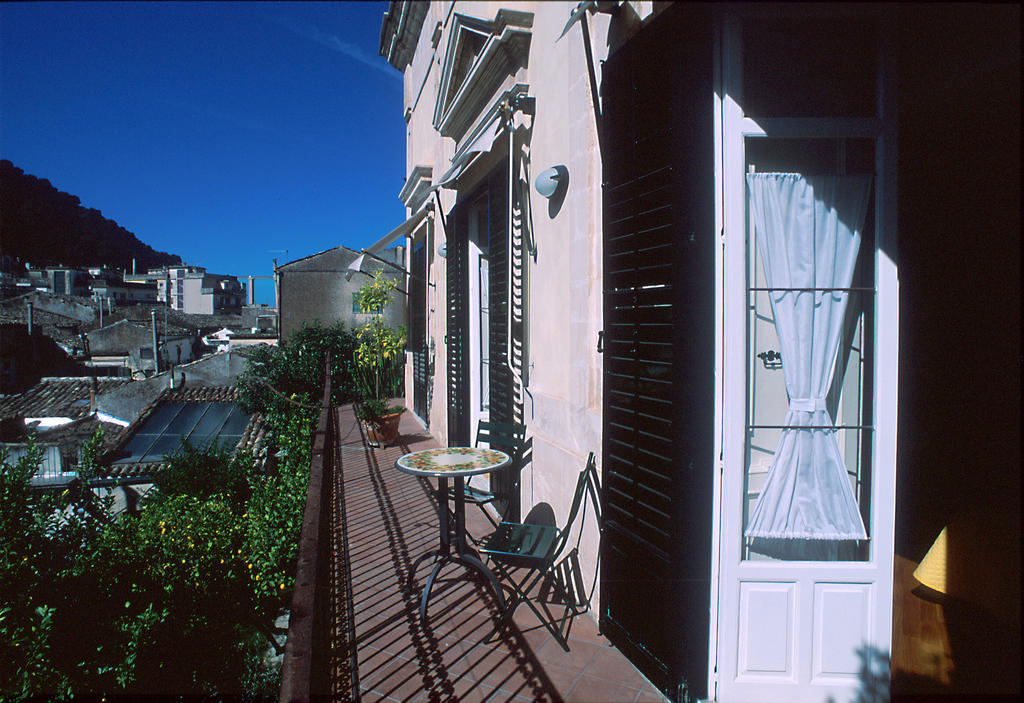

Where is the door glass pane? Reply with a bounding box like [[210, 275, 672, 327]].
[[742, 17, 877, 118], [743, 138, 874, 562], [479, 257, 489, 411], [467, 195, 490, 420]]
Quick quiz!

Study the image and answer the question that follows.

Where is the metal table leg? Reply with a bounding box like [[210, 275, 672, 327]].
[[414, 474, 508, 621]]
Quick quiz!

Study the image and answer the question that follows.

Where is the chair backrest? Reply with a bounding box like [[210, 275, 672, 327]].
[[475, 420, 526, 453], [475, 420, 531, 467], [552, 452, 602, 560]]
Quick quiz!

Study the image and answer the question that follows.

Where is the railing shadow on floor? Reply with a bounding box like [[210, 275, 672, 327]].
[[279, 357, 358, 703], [344, 410, 565, 702]]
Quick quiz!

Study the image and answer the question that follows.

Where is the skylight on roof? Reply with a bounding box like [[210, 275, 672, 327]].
[[113, 402, 250, 465]]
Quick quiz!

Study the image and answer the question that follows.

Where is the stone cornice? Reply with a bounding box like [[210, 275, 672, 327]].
[[399, 165, 434, 211], [433, 9, 533, 142]]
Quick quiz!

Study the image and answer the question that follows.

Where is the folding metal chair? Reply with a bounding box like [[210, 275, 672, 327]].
[[477, 452, 602, 651], [451, 420, 529, 529]]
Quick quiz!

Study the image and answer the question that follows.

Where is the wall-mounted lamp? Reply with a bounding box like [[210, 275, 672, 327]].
[[536, 165, 569, 218], [437, 243, 447, 258], [535, 165, 568, 199]]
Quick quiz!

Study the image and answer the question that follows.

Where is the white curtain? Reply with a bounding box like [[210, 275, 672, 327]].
[[744, 173, 871, 541]]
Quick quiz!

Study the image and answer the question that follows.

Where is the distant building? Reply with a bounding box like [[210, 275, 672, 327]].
[[276, 245, 405, 343], [0, 323, 85, 394], [0, 376, 131, 486], [45, 267, 91, 297], [90, 278, 159, 306], [0, 290, 97, 324], [122, 268, 168, 287], [203, 327, 236, 352], [139, 265, 245, 314], [86, 318, 198, 376], [0, 292, 95, 392], [240, 304, 278, 335], [182, 271, 244, 313], [223, 333, 278, 351], [95, 349, 255, 426]]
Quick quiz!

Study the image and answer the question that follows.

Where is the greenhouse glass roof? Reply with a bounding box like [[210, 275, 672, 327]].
[[113, 402, 250, 464]]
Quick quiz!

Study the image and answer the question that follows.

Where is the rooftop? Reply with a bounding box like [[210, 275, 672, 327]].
[[0, 308, 86, 346], [0, 376, 131, 420], [100, 385, 267, 481]]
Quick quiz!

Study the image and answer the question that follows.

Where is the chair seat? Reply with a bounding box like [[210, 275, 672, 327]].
[[447, 483, 496, 505], [478, 521, 559, 565], [476, 453, 601, 652]]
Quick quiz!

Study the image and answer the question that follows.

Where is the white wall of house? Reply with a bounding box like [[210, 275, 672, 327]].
[[385, 3, 1021, 701], [396, 0, 640, 627], [162, 335, 195, 366], [182, 276, 214, 314]]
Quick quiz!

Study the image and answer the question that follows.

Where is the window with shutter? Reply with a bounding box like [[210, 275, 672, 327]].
[[446, 161, 520, 518]]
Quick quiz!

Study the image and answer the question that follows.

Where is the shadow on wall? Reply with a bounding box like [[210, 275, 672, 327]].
[[821, 617, 1021, 702], [896, 499, 1022, 698], [889, 586, 1023, 701], [824, 646, 889, 703]]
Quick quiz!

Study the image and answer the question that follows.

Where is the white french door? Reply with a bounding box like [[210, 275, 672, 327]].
[[712, 10, 898, 703]]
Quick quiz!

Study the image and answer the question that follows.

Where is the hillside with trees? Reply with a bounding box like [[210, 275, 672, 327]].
[[0, 160, 181, 272]]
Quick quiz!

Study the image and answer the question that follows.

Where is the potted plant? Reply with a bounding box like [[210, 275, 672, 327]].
[[353, 271, 406, 446]]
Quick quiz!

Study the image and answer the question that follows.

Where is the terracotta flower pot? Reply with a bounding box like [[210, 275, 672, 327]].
[[363, 410, 403, 447]]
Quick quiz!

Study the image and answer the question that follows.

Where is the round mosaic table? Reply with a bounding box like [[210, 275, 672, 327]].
[[396, 447, 510, 621]]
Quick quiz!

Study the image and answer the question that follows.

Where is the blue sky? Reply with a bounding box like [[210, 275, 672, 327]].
[[1, 1, 406, 304]]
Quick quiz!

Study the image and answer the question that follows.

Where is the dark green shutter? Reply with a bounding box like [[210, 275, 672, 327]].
[[410, 237, 428, 422], [485, 163, 521, 520], [599, 4, 714, 702], [446, 163, 521, 514], [447, 199, 471, 446]]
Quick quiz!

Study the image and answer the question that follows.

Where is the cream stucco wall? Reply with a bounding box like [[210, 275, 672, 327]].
[[395, 1, 655, 609]]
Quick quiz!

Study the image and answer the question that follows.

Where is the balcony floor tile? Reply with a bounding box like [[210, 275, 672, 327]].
[[331, 404, 668, 703]]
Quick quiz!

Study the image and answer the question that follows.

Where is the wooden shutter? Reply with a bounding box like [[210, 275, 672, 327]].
[[410, 237, 428, 422], [599, 4, 715, 702], [484, 164, 522, 520], [446, 200, 471, 446]]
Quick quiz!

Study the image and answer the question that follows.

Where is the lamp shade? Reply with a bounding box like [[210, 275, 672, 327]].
[[535, 165, 568, 198], [913, 526, 948, 594]]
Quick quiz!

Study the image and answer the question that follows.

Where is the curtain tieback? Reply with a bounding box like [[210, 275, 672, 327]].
[[789, 397, 826, 412]]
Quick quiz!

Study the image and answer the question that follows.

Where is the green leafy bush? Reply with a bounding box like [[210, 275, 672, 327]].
[[245, 407, 312, 612], [1, 324, 342, 699], [0, 435, 110, 698], [238, 321, 359, 412], [74, 494, 254, 694], [151, 441, 254, 512]]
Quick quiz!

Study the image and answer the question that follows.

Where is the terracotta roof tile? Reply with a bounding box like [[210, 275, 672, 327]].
[[34, 414, 126, 453], [0, 377, 132, 420], [165, 386, 240, 403]]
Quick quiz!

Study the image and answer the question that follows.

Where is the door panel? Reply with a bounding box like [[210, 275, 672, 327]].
[[737, 582, 795, 678], [812, 582, 872, 681]]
